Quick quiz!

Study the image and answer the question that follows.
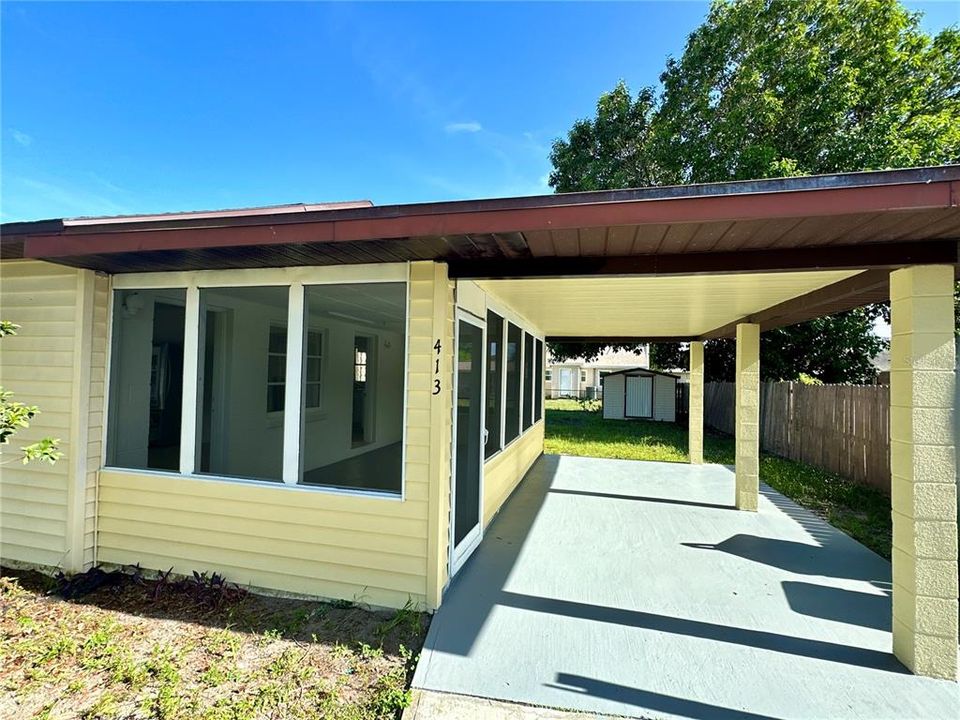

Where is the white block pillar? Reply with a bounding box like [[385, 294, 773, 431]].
[[735, 324, 760, 511], [890, 265, 958, 680], [689, 341, 705, 464]]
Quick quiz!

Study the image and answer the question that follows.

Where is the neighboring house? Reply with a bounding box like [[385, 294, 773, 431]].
[[601, 368, 678, 422], [546, 347, 649, 399], [1, 166, 958, 679], [872, 349, 891, 385]]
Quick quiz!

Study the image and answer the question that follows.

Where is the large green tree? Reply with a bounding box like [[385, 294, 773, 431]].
[[548, 0, 959, 382]]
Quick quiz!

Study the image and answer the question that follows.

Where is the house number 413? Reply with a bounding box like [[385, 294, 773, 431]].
[[432, 339, 442, 395]]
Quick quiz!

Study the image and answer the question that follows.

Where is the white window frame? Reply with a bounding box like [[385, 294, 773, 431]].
[[303, 327, 325, 412], [266, 323, 324, 417], [267, 323, 288, 415], [107, 264, 409, 500]]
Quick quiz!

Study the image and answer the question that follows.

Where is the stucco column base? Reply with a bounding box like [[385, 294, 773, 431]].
[[890, 265, 958, 680], [689, 341, 705, 465], [735, 324, 760, 511]]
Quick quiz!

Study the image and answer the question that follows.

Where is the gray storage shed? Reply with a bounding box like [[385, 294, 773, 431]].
[[601, 368, 679, 422]]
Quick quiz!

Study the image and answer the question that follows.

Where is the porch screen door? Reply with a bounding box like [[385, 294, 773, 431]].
[[451, 314, 485, 574]]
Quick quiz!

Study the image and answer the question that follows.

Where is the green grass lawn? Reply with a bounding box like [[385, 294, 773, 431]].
[[544, 399, 892, 558]]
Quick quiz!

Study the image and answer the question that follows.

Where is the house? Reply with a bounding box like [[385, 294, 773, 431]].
[[601, 367, 678, 422], [1, 166, 958, 679], [546, 347, 649, 399]]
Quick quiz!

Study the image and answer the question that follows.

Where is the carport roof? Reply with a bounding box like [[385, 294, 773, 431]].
[[2, 165, 958, 339]]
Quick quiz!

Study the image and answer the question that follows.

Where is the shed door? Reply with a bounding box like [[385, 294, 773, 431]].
[[625, 376, 653, 418]]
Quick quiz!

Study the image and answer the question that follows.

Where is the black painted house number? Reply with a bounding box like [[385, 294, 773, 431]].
[[432, 339, 442, 395]]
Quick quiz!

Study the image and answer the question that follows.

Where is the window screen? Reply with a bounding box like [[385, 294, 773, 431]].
[[535, 339, 544, 421], [522, 332, 534, 430], [504, 323, 522, 444], [106, 280, 408, 495], [107, 289, 186, 472], [300, 283, 406, 494], [485, 311, 504, 458], [198, 286, 288, 482]]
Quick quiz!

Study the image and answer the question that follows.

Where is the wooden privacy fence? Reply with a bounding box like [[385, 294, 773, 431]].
[[703, 382, 890, 493]]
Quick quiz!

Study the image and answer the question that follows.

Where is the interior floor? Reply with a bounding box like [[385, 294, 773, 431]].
[[301, 442, 402, 493]]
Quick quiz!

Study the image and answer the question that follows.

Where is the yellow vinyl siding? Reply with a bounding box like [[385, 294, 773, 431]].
[[84, 275, 110, 567], [483, 422, 544, 527], [0, 260, 80, 568], [407, 261, 454, 609], [98, 472, 428, 608]]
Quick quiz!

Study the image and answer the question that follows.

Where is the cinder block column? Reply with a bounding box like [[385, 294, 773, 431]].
[[735, 324, 760, 511], [890, 265, 958, 680], [689, 341, 705, 464]]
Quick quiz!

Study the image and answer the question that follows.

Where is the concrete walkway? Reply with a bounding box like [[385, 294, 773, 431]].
[[413, 455, 959, 720]]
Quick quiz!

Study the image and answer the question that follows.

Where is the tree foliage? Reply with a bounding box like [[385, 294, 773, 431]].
[[0, 321, 62, 465], [548, 0, 959, 382]]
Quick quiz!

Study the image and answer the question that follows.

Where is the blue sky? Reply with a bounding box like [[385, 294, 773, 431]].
[[2, 1, 957, 222]]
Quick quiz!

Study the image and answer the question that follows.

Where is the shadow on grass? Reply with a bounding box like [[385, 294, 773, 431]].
[[2, 565, 428, 657]]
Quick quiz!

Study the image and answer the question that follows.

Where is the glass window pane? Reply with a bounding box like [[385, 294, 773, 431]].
[[504, 323, 521, 444], [267, 384, 285, 414], [523, 333, 534, 430], [268, 354, 285, 383], [484, 311, 503, 459], [107, 289, 187, 472], [198, 286, 287, 482], [269, 325, 287, 353], [305, 383, 321, 408], [301, 283, 406, 494], [307, 356, 322, 382], [308, 331, 322, 356]]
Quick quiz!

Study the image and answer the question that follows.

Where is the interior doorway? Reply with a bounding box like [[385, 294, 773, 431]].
[[352, 335, 375, 446]]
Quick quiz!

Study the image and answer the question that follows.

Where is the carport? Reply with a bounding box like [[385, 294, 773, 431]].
[[412, 455, 960, 719], [9, 164, 959, 684]]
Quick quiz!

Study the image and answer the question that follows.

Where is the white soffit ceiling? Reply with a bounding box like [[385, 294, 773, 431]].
[[476, 270, 863, 337]]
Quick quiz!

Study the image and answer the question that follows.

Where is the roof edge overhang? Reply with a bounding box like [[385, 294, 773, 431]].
[[2, 165, 958, 265]]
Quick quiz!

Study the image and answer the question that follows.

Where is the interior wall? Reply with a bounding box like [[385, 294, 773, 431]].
[[301, 319, 404, 472]]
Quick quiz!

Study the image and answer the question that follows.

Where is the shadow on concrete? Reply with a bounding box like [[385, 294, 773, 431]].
[[549, 486, 733, 511], [429, 455, 896, 670], [547, 673, 784, 720], [781, 580, 891, 631], [427, 454, 559, 656], [500, 591, 905, 672], [681, 534, 888, 584], [759, 485, 838, 546]]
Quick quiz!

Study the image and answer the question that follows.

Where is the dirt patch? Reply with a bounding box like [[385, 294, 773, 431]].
[[0, 566, 428, 720]]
